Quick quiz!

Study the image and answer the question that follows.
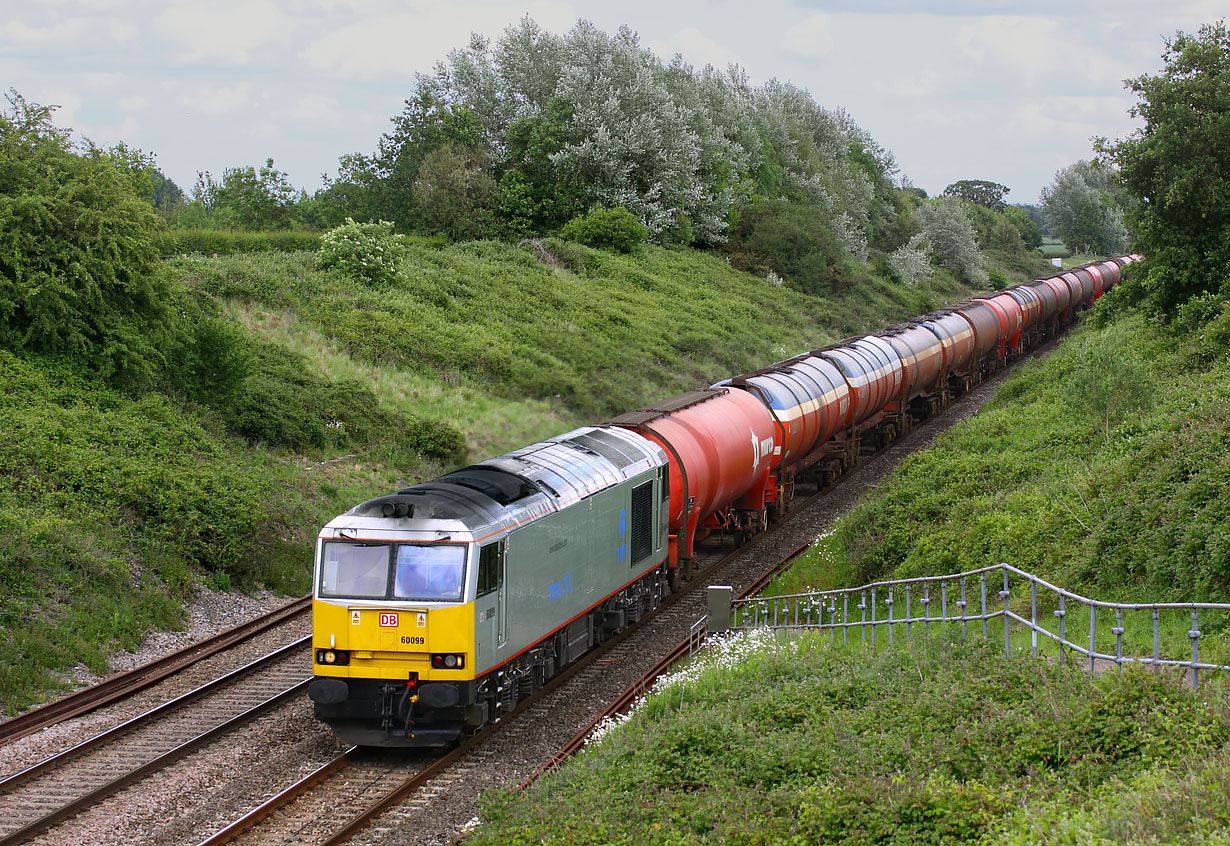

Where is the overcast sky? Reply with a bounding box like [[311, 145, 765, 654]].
[[3, 1, 1223, 205]]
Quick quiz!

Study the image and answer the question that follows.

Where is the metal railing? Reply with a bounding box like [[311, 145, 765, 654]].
[[711, 563, 1230, 689]]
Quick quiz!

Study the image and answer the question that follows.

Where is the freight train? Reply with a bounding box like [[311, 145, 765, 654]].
[[308, 255, 1137, 747]]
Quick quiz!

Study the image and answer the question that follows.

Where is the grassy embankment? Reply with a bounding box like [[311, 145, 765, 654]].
[[1, 238, 988, 714], [466, 291, 1230, 841], [471, 634, 1230, 845]]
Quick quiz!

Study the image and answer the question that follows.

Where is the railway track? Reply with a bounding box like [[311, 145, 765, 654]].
[[0, 639, 313, 845], [194, 522, 815, 846], [0, 596, 311, 748]]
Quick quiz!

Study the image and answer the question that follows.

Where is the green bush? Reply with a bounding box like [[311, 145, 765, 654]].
[[559, 206, 647, 253], [0, 93, 172, 387], [724, 199, 853, 296], [316, 218, 404, 287]]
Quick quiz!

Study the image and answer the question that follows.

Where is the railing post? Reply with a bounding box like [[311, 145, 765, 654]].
[[871, 587, 878, 652], [906, 584, 912, 642], [922, 583, 930, 637], [1113, 609, 1124, 671], [959, 578, 968, 637], [886, 587, 894, 647], [1152, 609, 1160, 666], [707, 585, 733, 635], [1089, 604, 1097, 675], [1030, 580, 1038, 658], [1189, 610, 1202, 690], [1000, 567, 1011, 657], [1055, 595, 1066, 666], [980, 573, 988, 639], [941, 581, 948, 621], [859, 591, 867, 646], [843, 594, 849, 645]]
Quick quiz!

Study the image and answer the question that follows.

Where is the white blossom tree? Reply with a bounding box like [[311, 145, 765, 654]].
[[917, 199, 988, 286]]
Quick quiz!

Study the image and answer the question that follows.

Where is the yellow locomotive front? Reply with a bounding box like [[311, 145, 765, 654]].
[[308, 490, 494, 747]]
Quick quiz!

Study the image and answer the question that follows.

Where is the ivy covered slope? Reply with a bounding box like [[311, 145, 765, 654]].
[[472, 635, 1230, 845]]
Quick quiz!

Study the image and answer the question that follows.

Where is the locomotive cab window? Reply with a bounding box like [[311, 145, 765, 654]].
[[476, 542, 503, 597], [319, 541, 466, 602], [319, 542, 388, 598]]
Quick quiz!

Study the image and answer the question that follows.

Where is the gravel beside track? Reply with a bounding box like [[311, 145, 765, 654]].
[[0, 643, 314, 845], [0, 592, 304, 781]]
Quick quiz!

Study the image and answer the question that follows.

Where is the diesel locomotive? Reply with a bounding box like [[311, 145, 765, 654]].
[[308, 255, 1137, 746]]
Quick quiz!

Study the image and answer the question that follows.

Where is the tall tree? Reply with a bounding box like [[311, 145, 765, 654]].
[[0, 91, 170, 384], [194, 158, 300, 231], [1100, 21, 1230, 320], [942, 179, 1009, 211], [1040, 160, 1129, 255]]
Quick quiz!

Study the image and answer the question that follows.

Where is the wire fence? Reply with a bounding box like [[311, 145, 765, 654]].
[[708, 563, 1230, 689]]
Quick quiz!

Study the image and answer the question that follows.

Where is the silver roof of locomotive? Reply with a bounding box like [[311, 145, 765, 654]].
[[319, 425, 666, 542]]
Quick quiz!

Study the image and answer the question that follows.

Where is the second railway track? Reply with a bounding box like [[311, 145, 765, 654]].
[[0, 639, 314, 845]]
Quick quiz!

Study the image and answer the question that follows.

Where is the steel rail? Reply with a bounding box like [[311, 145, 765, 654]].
[[0, 679, 311, 846], [0, 595, 311, 746], [0, 636, 311, 795], [196, 749, 358, 846]]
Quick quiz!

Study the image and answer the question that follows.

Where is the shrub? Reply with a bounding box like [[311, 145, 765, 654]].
[[559, 206, 647, 253], [406, 417, 467, 461], [724, 200, 853, 296], [316, 218, 404, 287], [887, 233, 933, 286], [0, 92, 171, 387]]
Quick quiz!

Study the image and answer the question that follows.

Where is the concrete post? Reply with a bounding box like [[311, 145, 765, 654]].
[[707, 585, 733, 634]]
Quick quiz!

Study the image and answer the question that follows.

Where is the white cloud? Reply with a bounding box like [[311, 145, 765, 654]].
[[179, 82, 260, 118], [154, 0, 291, 63], [299, 1, 576, 79], [652, 26, 739, 71], [0, 15, 137, 50], [783, 12, 833, 58], [874, 70, 939, 99], [955, 16, 1131, 90]]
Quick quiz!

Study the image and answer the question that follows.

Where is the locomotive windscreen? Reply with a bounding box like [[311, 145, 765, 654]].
[[319, 541, 466, 602]]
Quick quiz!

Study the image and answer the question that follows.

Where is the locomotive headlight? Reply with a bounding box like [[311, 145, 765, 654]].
[[316, 648, 350, 666], [430, 653, 465, 669]]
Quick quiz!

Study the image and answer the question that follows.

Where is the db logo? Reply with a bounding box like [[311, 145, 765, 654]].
[[379, 612, 399, 627]]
